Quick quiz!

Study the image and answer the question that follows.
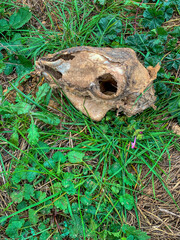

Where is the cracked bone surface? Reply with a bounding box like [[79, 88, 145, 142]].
[[35, 46, 160, 121]]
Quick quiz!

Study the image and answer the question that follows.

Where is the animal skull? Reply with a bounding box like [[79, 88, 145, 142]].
[[35, 46, 160, 121]]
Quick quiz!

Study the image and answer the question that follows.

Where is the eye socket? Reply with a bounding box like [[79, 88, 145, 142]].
[[44, 65, 62, 79], [97, 73, 117, 95]]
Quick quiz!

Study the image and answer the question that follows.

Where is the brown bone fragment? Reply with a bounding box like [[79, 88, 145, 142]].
[[35, 46, 160, 121]]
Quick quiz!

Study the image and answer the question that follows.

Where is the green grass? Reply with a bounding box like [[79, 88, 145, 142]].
[[0, 0, 180, 239]]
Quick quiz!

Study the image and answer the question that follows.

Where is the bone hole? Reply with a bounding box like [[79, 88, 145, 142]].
[[53, 54, 75, 61], [97, 73, 117, 95], [45, 66, 62, 79]]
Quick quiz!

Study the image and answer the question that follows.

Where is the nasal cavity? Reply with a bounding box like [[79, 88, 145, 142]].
[[97, 73, 117, 95]]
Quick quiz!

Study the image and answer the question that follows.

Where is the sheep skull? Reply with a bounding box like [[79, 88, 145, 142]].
[[35, 46, 160, 121]]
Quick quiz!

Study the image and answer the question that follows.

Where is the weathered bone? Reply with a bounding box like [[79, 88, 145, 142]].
[[35, 46, 160, 121]]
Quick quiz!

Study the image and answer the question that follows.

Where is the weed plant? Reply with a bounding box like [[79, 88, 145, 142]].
[[0, 0, 180, 239]]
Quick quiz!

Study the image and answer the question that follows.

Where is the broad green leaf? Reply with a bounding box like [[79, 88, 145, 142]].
[[23, 184, 34, 200], [36, 83, 51, 103], [111, 185, 120, 194], [9, 128, 19, 147], [0, 53, 3, 60], [13, 102, 32, 114], [119, 194, 134, 210], [15, 55, 33, 77], [0, 216, 7, 226], [142, 8, 165, 29], [122, 224, 150, 240], [32, 111, 60, 125], [67, 151, 84, 163], [9, 7, 32, 29], [0, 19, 9, 32], [54, 197, 68, 211], [27, 120, 40, 145], [29, 209, 39, 225]]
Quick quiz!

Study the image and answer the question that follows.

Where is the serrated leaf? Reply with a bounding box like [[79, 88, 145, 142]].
[[53, 151, 66, 163], [81, 195, 92, 206], [10, 191, 24, 203], [97, 15, 122, 43], [119, 194, 134, 210], [40, 231, 50, 240], [54, 196, 68, 210], [12, 165, 27, 183], [0, 53, 3, 60], [142, 8, 165, 29], [122, 224, 150, 240], [43, 158, 56, 169], [0, 19, 9, 32], [9, 7, 32, 29], [27, 120, 40, 145], [165, 53, 180, 70], [39, 191, 46, 201], [27, 167, 38, 182], [170, 26, 180, 38], [23, 184, 34, 200], [32, 111, 60, 125], [37, 141, 50, 154], [96, 0, 106, 5], [67, 151, 84, 163], [62, 179, 76, 195], [108, 162, 121, 176], [17, 201, 27, 210], [4, 63, 14, 75], [125, 34, 148, 52], [0, 61, 6, 74], [161, 6, 173, 21], [6, 218, 24, 238], [52, 182, 62, 194], [29, 209, 39, 224], [36, 83, 51, 103]]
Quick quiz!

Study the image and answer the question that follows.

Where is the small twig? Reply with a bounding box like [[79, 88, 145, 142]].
[[163, 58, 180, 63], [91, 0, 100, 12], [134, 0, 144, 34], [0, 164, 6, 185], [159, 208, 180, 218]]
